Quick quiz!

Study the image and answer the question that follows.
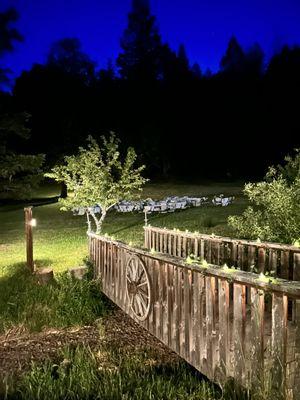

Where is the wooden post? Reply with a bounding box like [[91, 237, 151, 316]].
[[24, 207, 34, 273]]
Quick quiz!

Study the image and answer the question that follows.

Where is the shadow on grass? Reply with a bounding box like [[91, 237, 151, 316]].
[[0, 196, 59, 213], [0, 261, 107, 333]]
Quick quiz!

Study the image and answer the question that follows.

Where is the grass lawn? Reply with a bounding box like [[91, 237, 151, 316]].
[[0, 181, 246, 276]]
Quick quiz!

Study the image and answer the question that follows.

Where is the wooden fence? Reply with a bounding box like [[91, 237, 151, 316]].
[[144, 226, 300, 281], [89, 232, 300, 399]]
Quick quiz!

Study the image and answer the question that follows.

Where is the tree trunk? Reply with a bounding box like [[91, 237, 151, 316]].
[[86, 211, 92, 233], [97, 209, 107, 234], [60, 182, 68, 198], [89, 208, 107, 234]]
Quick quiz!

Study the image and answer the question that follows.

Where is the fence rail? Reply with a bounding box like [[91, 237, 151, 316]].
[[89, 232, 300, 399], [144, 226, 300, 281]]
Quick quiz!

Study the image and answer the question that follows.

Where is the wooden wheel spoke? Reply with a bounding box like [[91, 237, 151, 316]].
[[130, 293, 134, 307], [138, 292, 148, 311], [135, 294, 145, 316], [138, 289, 149, 300], [128, 262, 134, 280], [137, 281, 147, 288], [136, 266, 144, 283], [132, 261, 138, 281]]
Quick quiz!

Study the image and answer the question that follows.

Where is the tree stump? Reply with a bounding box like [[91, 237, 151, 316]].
[[35, 268, 54, 285], [69, 266, 88, 280]]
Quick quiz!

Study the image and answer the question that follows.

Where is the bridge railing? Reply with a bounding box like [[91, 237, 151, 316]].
[[144, 226, 300, 281], [89, 232, 300, 399]]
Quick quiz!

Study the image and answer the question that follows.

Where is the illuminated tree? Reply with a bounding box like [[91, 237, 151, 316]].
[[46, 134, 147, 233], [228, 158, 300, 244]]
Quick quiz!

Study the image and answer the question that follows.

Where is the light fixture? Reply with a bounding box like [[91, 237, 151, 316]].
[[29, 218, 37, 227]]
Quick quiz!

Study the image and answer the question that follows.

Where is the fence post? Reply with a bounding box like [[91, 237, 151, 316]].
[[24, 206, 34, 273]]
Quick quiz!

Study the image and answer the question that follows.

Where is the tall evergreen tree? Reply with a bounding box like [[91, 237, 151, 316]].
[[220, 36, 245, 75], [0, 8, 23, 85], [0, 8, 44, 200], [116, 0, 164, 81], [177, 44, 189, 70], [191, 62, 202, 79], [47, 38, 95, 84]]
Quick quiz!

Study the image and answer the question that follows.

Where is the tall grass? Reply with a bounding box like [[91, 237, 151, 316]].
[[0, 263, 106, 332], [3, 344, 221, 400]]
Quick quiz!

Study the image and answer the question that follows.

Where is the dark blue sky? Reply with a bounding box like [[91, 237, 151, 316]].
[[2, 0, 300, 80]]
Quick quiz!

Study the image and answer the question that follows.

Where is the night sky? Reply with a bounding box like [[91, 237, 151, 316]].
[[2, 0, 300, 80]]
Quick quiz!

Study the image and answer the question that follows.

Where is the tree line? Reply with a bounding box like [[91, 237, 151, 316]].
[[1, 0, 300, 199]]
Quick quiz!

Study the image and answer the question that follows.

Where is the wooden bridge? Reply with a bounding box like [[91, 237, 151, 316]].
[[88, 229, 300, 399]]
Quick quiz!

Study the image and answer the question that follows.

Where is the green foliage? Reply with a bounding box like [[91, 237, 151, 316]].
[[228, 166, 300, 244], [46, 133, 147, 233], [0, 264, 106, 332], [0, 108, 45, 200], [277, 148, 300, 184], [0, 153, 45, 200]]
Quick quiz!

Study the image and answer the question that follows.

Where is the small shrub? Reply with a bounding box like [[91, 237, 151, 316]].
[[228, 167, 300, 244]]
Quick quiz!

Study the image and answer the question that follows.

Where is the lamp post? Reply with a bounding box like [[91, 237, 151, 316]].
[[24, 206, 36, 273]]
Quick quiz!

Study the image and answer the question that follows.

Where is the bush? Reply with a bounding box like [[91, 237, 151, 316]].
[[228, 167, 300, 244]]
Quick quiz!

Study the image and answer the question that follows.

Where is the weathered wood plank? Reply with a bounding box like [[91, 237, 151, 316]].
[[271, 293, 288, 394], [233, 283, 246, 384], [173, 265, 180, 354], [218, 279, 230, 379], [166, 263, 173, 348], [178, 267, 185, 357], [184, 268, 191, 360], [191, 271, 198, 367], [250, 287, 265, 388], [162, 262, 169, 345], [281, 251, 290, 280], [257, 247, 266, 273], [182, 235, 187, 258], [206, 276, 217, 378]]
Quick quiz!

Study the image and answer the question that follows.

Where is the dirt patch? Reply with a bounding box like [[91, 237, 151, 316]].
[[0, 308, 179, 378], [102, 309, 179, 365]]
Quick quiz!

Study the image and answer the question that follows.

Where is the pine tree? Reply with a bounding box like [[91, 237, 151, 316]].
[[177, 44, 189, 70], [117, 0, 163, 81], [0, 8, 44, 200], [220, 36, 245, 74]]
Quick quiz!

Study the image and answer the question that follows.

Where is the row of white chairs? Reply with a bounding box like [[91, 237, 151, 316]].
[[73, 194, 234, 216]]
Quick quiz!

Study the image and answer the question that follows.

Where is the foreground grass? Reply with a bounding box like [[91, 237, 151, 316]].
[[0, 182, 246, 276], [3, 343, 221, 400]]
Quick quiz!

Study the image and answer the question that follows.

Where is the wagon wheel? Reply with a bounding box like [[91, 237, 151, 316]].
[[126, 255, 151, 321]]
